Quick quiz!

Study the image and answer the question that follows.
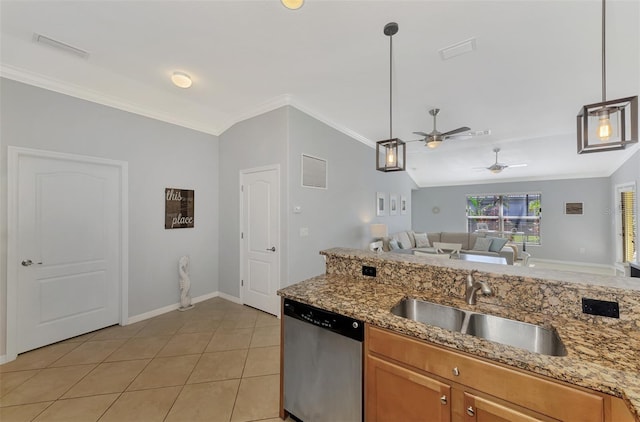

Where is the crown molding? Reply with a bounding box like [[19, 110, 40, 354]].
[[1, 63, 377, 149], [219, 94, 376, 149], [287, 97, 376, 149], [0, 64, 221, 136]]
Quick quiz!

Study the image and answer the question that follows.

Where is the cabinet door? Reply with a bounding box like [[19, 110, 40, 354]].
[[463, 392, 559, 422], [366, 355, 451, 422]]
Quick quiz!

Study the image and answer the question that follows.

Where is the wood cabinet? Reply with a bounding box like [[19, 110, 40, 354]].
[[367, 354, 451, 422], [365, 325, 634, 422]]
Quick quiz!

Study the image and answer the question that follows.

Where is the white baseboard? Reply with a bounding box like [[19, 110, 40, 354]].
[[127, 291, 242, 325], [0, 354, 9, 365], [217, 291, 243, 304]]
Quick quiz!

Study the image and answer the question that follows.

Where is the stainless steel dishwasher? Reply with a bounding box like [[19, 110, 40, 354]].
[[283, 298, 364, 422]]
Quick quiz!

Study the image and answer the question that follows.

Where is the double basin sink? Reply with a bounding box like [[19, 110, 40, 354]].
[[391, 298, 567, 356]]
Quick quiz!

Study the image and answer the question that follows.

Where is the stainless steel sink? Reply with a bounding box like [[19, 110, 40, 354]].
[[465, 313, 567, 356], [390, 298, 567, 356], [391, 298, 466, 332]]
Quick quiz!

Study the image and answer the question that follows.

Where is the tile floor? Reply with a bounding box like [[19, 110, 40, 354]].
[[0, 297, 291, 422]]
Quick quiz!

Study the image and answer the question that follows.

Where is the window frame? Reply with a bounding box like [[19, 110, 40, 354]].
[[615, 182, 637, 264], [466, 192, 542, 246]]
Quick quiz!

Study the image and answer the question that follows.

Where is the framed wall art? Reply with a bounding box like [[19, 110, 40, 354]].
[[400, 195, 407, 215], [165, 188, 195, 229], [564, 202, 583, 215], [390, 194, 398, 216], [376, 192, 386, 216]]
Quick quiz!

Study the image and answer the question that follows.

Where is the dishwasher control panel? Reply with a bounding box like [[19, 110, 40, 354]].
[[283, 298, 364, 341]]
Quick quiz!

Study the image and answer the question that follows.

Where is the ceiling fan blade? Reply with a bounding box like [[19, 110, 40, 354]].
[[406, 139, 425, 143], [507, 164, 528, 168], [442, 126, 471, 137], [412, 131, 429, 137]]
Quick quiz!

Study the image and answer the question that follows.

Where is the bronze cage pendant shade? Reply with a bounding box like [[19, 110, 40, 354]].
[[577, 0, 638, 153], [376, 138, 406, 172], [577, 96, 638, 153], [376, 22, 406, 172]]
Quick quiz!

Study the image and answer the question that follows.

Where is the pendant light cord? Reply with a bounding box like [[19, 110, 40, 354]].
[[389, 33, 393, 140], [602, 0, 606, 102]]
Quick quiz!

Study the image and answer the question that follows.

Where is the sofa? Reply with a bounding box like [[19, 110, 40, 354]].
[[384, 230, 516, 265]]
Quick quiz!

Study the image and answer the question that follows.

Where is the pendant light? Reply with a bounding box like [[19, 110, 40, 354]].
[[577, 0, 638, 154], [376, 22, 406, 172]]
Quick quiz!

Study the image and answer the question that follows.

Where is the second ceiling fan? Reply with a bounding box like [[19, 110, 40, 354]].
[[477, 148, 528, 174], [412, 108, 488, 149]]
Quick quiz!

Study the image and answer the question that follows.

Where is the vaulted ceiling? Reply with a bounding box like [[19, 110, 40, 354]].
[[1, 0, 638, 187]]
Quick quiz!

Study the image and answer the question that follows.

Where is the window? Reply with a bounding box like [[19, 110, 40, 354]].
[[616, 183, 637, 263], [466, 193, 542, 245]]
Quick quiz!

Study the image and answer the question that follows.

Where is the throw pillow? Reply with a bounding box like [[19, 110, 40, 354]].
[[472, 237, 493, 252], [487, 237, 508, 252], [396, 231, 412, 249], [389, 239, 400, 250], [414, 232, 430, 248]]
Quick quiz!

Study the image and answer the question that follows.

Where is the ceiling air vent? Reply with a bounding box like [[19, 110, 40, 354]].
[[32, 33, 89, 60], [439, 38, 476, 61]]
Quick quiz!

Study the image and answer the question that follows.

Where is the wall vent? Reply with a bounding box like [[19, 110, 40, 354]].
[[301, 154, 327, 189], [33, 33, 90, 60]]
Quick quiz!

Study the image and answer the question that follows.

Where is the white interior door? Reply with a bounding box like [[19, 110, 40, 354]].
[[241, 166, 280, 316], [8, 147, 126, 355]]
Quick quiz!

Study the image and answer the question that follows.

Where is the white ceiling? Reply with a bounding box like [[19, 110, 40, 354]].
[[1, 0, 639, 187]]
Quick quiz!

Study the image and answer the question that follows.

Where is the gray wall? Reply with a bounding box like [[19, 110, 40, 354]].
[[0, 78, 220, 356], [287, 107, 416, 285], [218, 105, 417, 294], [412, 178, 612, 264], [218, 107, 289, 298]]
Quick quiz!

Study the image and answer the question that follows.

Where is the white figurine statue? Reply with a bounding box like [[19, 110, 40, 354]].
[[178, 255, 194, 311]]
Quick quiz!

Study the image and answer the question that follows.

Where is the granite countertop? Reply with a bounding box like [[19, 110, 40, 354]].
[[278, 272, 640, 420]]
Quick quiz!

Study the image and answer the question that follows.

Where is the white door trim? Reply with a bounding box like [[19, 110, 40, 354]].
[[239, 164, 281, 315], [6, 146, 128, 362]]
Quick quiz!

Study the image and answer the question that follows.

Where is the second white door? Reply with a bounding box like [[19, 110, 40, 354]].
[[241, 166, 280, 316]]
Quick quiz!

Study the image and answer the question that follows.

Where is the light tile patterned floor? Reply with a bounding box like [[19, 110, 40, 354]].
[[0, 297, 291, 422]]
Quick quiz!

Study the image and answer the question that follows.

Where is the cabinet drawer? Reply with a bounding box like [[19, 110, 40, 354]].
[[367, 326, 603, 422]]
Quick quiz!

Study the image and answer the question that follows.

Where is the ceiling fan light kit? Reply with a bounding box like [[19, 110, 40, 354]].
[[376, 22, 406, 172], [412, 108, 474, 149], [576, 0, 638, 154]]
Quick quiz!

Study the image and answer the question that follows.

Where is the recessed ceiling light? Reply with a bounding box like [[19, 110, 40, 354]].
[[281, 0, 304, 10], [171, 72, 192, 89]]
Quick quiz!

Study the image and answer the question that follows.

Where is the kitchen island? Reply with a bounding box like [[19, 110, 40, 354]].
[[278, 248, 640, 421]]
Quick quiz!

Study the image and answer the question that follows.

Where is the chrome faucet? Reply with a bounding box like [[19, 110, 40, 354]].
[[465, 271, 493, 305]]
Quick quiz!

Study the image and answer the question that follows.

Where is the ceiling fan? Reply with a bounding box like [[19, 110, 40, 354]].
[[412, 108, 488, 149], [478, 147, 527, 174]]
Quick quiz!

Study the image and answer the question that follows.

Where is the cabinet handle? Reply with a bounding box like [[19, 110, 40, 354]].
[[440, 395, 447, 405], [452, 367, 460, 376], [466, 406, 475, 417]]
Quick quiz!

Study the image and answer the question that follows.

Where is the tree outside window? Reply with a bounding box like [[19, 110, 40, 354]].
[[466, 193, 541, 245]]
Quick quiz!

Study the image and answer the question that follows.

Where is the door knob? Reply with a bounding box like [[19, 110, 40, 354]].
[[266, 246, 276, 252], [21, 260, 42, 266], [440, 395, 447, 405]]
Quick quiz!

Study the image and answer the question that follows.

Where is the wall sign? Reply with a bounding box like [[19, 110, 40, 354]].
[[564, 202, 583, 215], [165, 188, 194, 229]]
